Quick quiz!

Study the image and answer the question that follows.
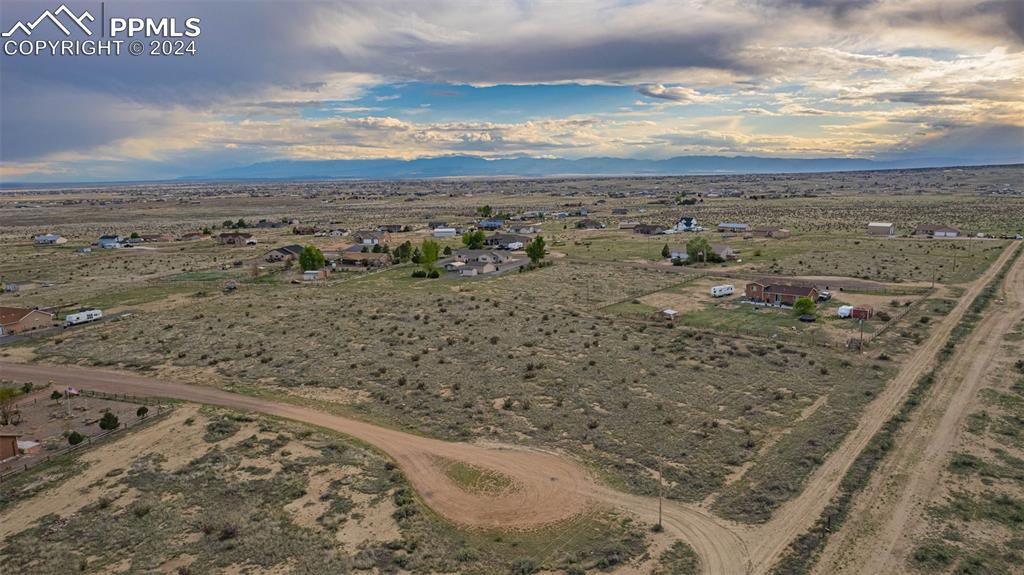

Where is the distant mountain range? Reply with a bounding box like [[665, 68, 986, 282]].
[[190, 154, 979, 181]]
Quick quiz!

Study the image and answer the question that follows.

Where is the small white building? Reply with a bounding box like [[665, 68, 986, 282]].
[[34, 233, 67, 245], [432, 227, 458, 238], [867, 222, 895, 237], [662, 309, 679, 321]]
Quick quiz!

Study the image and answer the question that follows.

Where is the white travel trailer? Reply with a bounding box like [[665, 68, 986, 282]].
[[837, 305, 854, 318], [65, 309, 103, 326], [710, 284, 735, 298]]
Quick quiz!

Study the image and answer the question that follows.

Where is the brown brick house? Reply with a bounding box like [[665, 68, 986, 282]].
[[0, 307, 55, 336], [745, 281, 819, 307]]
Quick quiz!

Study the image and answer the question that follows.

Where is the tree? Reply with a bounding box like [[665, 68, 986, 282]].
[[0, 388, 19, 426], [411, 247, 422, 264], [526, 236, 546, 264], [298, 245, 325, 271], [67, 431, 84, 446], [99, 411, 119, 431], [793, 296, 816, 316], [477, 205, 493, 218], [686, 237, 721, 264], [420, 240, 440, 273], [442, 245, 452, 256], [661, 244, 670, 259], [462, 230, 486, 249], [130, 232, 140, 239], [393, 240, 413, 262], [51, 390, 63, 401], [136, 406, 149, 419]]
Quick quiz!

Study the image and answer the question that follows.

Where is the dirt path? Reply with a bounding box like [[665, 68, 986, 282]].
[[811, 246, 1024, 574], [742, 241, 1020, 573]]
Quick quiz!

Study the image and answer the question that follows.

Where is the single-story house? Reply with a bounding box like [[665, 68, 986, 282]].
[[745, 281, 819, 307], [444, 260, 467, 272], [453, 249, 513, 264], [353, 230, 391, 246], [576, 218, 604, 230], [484, 233, 531, 250], [633, 224, 665, 235], [867, 222, 895, 237], [432, 227, 458, 238], [750, 227, 791, 239], [328, 229, 349, 237], [914, 224, 961, 238], [478, 219, 505, 231], [97, 235, 123, 249], [265, 244, 304, 262], [713, 244, 737, 260], [140, 234, 175, 243], [0, 306, 55, 336], [717, 223, 749, 233], [378, 224, 405, 233], [619, 221, 640, 230], [675, 216, 700, 232], [428, 221, 448, 230], [302, 268, 328, 281], [218, 232, 256, 246], [34, 233, 66, 245], [338, 252, 392, 267], [507, 225, 541, 235], [178, 232, 206, 241]]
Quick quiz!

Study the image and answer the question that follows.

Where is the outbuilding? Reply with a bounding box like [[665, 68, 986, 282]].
[[867, 222, 895, 237]]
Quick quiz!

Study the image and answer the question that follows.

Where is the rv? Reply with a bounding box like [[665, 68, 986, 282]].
[[710, 284, 735, 298], [65, 309, 103, 326]]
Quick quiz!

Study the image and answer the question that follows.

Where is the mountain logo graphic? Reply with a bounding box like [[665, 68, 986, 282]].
[[2, 4, 94, 37]]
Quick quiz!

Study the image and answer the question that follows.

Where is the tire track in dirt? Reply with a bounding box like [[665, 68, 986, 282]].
[[811, 245, 1024, 574]]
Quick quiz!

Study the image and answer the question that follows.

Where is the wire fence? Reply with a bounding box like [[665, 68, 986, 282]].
[[0, 401, 172, 483]]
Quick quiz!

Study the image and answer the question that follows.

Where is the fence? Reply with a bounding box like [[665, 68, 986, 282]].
[[0, 402, 172, 483]]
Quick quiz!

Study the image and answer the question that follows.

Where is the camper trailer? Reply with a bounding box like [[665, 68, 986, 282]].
[[710, 284, 735, 298], [65, 309, 103, 326], [837, 305, 854, 318]]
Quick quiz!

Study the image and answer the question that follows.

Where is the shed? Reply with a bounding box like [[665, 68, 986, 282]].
[[661, 309, 679, 321], [867, 222, 895, 237], [0, 433, 20, 460]]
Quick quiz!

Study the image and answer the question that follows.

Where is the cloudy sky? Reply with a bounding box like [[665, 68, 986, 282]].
[[0, 0, 1021, 182]]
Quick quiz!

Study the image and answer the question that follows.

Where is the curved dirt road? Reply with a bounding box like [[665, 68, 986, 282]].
[[0, 361, 748, 574], [812, 245, 1024, 574]]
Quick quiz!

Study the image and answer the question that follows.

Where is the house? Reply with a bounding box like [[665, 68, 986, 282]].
[[218, 232, 255, 246], [675, 216, 700, 232], [293, 226, 320, 236], [338, 252, 392, 268], [717, 223, 749, 233], [328, 228, 349, 237], [1, 433, 20, 460], [444, 261, 467, 272], [633, 224, 665, 235], [265, 245, 304, 262], [353, 230, 391, 246], [97, 235, 123, 249], [478, 219, 505, 231], [432, 227, 458, 238], [619, 221, 640, 230], [507, 224, 541, 235], [751, 227, 791, 239], [914, 224, 961, 238], [453, 249, 513, 264], [428, 221, 448, 230], [745, 281, 819, 307], [712, 244, 737, 260], [140, 234, 175, 243], [576, 218, 604, 230], [0, 306, 55, 336], [302, 268, 328, 281], [34, 233, 66, 245], [178, 231, 206, 241], [378, 224, 405, 233], [867, 222, 895, 237], [484, 233, 531, 250], [458, 262, 498, 277]]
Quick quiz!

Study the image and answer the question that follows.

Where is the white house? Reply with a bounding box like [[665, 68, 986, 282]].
[[675, 216, 701, 232]]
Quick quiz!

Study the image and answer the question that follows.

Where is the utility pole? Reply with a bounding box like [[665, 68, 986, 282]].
[[657, 457, 664, 531]]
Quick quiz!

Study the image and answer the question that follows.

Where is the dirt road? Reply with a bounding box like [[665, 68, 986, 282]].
[[811, 245, 1024, 574], [742, 241, 1021, 573], [2, 243, 1017, 575]]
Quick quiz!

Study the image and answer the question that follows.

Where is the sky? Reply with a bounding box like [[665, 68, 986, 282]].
[[0, 0, 1021, 182]]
